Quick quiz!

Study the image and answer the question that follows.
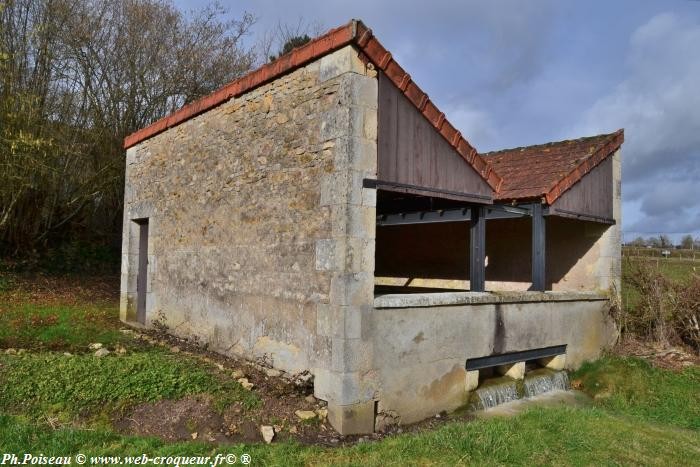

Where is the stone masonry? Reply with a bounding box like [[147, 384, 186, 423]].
[[121, 45, 379, 433]]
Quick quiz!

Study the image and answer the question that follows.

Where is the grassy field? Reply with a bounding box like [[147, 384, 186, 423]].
[[1, 275, 699, 466]]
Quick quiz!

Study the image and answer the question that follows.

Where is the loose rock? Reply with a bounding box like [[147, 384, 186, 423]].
[[265, 368, 282, 378], [88, 343, 103, 350], [237, 378, 254, 390], [260, 425, 275, 444], [94, 348, 110, 357], [5, 348, 17, 355], [170, 346, 180, 353], [295, 410, 317, 421], [231, 369, 245, 379], [190, 432, 198, 440]]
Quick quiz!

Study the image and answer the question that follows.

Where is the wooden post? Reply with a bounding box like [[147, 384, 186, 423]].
[[531, 203, 546, 291], [470, 205, 486, 292]]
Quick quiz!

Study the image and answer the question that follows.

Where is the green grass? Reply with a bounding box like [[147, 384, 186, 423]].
[[0, 302, 127, 351], [573, 356, 700, 430], [622, 256, 699, 284], [2, 271, 699, 465], [1, 407, 699, 466], [0, 354, 699, 465], [0, 351, 259, 423]]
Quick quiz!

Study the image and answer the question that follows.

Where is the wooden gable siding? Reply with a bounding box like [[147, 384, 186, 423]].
[[377, 73, 493, 202], [551, 154, 614, 222]]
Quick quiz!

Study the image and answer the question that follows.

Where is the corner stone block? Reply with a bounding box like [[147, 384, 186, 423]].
[[319, 46, 368, 83], [329, 272, 374, 307], [496, 362, 525, 380], [537, 354, 567, 371], [466, 370, 480, 392], [327, 400, 376, 435]]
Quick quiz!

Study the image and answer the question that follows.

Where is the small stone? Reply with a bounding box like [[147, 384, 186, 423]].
[[191, 432, 198, 440], [237, 378, 254, 390], [115, 346, 127, 355], [119, 329, 133, 335], [273, 424, 283, 433], [330, 438, 339, 444], [305, 394, 317, 403], [94, 348, 110, 357], [231, 369, 245, 379], [216, 363, 225, 371], [265, 368, 282, 378], [289, 425, 298, 434], [261, 425, 275, 444], [170, 346, 180, 353], [5, 348, 17, 355], [295, 410, 317, 421], [63, 352, 73, 357], [88, 343, 103, 350], [315, 408, 328, 421]]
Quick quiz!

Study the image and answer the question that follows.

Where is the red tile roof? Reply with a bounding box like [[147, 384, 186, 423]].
[[123, 20, 503, 191], [482, 129, 624, 204]]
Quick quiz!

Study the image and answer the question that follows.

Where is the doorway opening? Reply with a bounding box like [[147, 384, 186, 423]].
[[133, 218, 149, 325]]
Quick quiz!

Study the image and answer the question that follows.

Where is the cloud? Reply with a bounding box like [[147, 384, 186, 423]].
[[574, 12, 700, 234]]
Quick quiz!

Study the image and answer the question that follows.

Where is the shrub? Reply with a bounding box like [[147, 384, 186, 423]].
[[622, 260, 700, 351]]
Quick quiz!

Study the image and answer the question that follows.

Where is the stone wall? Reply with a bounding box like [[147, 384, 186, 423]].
[[371, 294, 617, 425], [120, 46, 378, 388]]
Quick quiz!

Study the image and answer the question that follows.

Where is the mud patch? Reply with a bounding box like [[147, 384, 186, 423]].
[[115, 395, 236, 443]]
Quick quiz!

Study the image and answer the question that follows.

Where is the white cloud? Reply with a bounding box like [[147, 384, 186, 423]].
[[574, 12, 700, 234]]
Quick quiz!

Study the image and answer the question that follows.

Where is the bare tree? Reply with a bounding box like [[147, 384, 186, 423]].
[[681, 234, 694, 250], [0, 0, 257, 255], [260, 18, 324, 63]]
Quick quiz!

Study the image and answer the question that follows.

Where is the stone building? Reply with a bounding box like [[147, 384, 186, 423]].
[[121, 20, 623, 435]]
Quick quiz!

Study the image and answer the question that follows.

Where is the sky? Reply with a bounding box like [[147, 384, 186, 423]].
[[177, 0, 700, 242]]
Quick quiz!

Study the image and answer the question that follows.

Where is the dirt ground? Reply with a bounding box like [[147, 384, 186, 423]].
[[0, 273, 119, 305], [111, 326, 443, 446], [613, 335, 700, 371]]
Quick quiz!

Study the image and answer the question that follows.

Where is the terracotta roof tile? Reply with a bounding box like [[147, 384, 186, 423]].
[[124, 20, 502, 191], [124, 19, 623, 203], [482, 129, 624, 203]]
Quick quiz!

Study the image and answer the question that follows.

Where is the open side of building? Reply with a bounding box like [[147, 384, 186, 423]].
[[120, 20, 622, 435]]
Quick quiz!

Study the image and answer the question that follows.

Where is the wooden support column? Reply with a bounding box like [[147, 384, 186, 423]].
[[470, 205, 486, 292], [531, 203, 546, 291]]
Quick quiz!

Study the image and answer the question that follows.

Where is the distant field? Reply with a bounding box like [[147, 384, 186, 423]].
[[622, 247, 700, 283], [623, 246, 700, 261]]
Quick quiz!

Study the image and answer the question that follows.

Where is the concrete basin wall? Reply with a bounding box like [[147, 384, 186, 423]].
[[371, 292, 616, 424]]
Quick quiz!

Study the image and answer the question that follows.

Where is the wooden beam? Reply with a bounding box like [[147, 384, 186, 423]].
[[363, 179, 493, 204], [531, 203, 546, 291], [470, 205, 486, 292]]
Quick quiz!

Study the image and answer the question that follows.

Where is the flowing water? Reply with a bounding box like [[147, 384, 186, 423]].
[[470, 369, 571, 411], [471, 379, 520, 409], [523, 370, 570, 397]]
